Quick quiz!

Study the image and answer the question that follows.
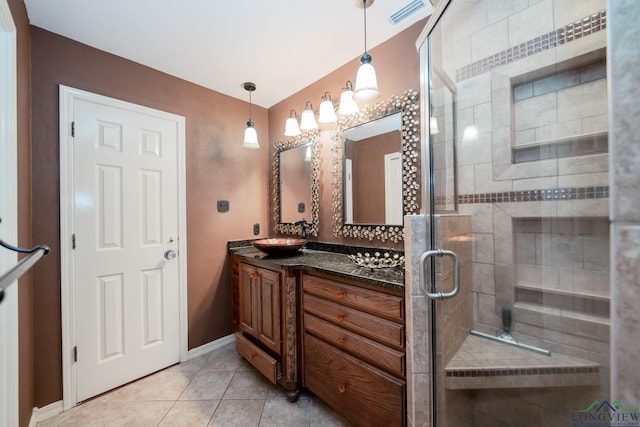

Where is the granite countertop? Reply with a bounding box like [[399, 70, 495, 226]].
[[229, 245, 405, 291]]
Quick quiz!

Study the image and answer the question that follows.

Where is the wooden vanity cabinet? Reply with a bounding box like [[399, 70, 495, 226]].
[[302, 273, 406, 427], [238, 263, 281, 354], [231, 255, 300, 401]]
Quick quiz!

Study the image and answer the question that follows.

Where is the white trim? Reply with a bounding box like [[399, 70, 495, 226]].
[[29, 400, 64, 426], [59, 86, 188, 410], [0, 2, 19, 426], [415, 0, 451, 51], [187, 334, 236, 360]]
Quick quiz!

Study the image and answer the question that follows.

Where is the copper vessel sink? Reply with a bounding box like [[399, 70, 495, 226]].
[[252, 238, 306, 256]]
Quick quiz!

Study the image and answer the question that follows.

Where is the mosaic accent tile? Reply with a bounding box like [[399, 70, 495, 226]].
[[457, 186, 609, 205], [446, 366, 599, 377], [456, 11, 607, 82]]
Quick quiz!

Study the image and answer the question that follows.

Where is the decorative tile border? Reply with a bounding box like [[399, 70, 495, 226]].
[[446, 365, 599, 377], [456, 186, 609, 205], [455, 10, 607, 82]]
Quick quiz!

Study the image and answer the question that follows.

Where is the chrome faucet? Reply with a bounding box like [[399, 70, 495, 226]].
[[292, 219, 310, 239]]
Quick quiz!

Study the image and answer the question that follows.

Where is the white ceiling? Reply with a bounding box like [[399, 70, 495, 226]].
[[23, 0, 431, 108]]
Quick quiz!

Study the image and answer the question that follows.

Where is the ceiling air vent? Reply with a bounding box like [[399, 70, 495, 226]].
[[389, 0, 426, 25]]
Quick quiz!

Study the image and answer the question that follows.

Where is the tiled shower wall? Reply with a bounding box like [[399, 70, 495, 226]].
[[446, 0, 610, 358]]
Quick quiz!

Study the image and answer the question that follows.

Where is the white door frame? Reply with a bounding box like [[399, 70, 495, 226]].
[[0, 1, 18, 425], [59, 86, 188, 409]]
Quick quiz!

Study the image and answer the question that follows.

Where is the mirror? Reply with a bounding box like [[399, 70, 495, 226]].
[[332, 90, 421, 243], [273, 130, 319, 237], [343, 112, 403, 225]]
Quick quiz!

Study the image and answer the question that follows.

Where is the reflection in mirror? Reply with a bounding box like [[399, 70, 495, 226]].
[[343, 112, 403, 225], [332, 90, 420, 243], [273, 130, 319, 237], [280, 143, 312, 223]]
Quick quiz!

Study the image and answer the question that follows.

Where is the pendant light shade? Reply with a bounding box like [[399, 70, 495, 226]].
[[338, 80, 359, 115], [284, 110, 301, 136], [353, 0, 379, 103], [304, 145, 312, 162], [318, 92, 338, 123], [242, 82, 260, 149], [300, 101, 318, 130], [353, 55, 379, 103]]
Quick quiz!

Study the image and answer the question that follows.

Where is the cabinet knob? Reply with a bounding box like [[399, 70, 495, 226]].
[[337, 314, 345, 322], [338, 383, 347, 394], [337, 337, 345, 345], [336, 291, 344, 299]]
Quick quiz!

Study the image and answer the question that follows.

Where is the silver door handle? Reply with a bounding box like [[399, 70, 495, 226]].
[[164, 250, 177, 260], [419, 249, 460, 300]]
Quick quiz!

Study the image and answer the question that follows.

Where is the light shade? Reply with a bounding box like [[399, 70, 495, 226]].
[[338, 81, 359, 115], [304, 145, 312, 162], [318, 93, 338, 123], [463, 125, 478, 142], [300, 101, 318, 130], [243, 121, 259, 149], [284, 110, 301, 136], [429, 117, 440, 135], [353, 55, 379, 103]]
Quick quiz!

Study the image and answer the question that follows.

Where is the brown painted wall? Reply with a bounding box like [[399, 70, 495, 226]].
[[8, 0, 34, 425], [268, 19, 425, 250], [30, 27, 269, 407]]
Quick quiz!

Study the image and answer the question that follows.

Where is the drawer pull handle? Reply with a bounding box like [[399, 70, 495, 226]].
[[248, 353, 256, 362], [337, 314, 345, 322], [337, 337, 345, 345], [336, 291, 344, 299], [338, 383, 347, 394]]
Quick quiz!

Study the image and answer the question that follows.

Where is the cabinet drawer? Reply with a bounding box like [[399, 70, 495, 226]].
[[304, 294, 404, 349], [235, 332, 280, 384], [304, 313, 404, 377], [304, 334, 405, 427], [303, 274, 403, 321]]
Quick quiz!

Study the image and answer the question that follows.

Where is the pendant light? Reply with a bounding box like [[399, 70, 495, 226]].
[[353, 0, 380, 103], [318, 92, 338, 123], [338, 80, 360, 115], [300, 101, 318, 130], [242, 82, 259, 149], [285, 110, 302, 136], [429, 117, 440, 134]]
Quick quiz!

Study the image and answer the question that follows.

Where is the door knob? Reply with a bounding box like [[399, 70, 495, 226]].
[[164, 249, 177, 260]]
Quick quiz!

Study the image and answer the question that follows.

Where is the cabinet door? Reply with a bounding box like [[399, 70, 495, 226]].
[[239, 263, 258, 337], [257, 268, 281, 354]]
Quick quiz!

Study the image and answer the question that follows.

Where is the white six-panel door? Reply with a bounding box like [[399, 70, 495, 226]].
[[61, 88, 186, 403]]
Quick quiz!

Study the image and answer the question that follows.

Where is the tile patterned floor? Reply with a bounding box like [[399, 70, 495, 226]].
[[37, 342, 352, 427]]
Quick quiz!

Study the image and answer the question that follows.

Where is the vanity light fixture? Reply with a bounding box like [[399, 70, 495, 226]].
[[242, 82, 259, 149], [353, 0, 380, 103], [284, 110, 302, 136], [338, 80, 360, 115], [429, 117, 440, 134], [300, 101, 318, 130], [318, 92, 338, 123]]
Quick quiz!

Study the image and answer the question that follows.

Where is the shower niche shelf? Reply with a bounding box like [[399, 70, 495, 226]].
[[444, 334, 600, 390]]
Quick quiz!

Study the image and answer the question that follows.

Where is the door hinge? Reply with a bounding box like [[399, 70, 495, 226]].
[[72, 234, 76, 249], [73, 346, 77, 362], [71, 121, 75, 137]]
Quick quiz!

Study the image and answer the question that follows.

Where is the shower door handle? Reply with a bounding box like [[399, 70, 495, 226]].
[[419, 249, 460, 300]]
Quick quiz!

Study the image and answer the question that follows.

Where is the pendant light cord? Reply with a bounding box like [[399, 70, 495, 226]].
[[249, 90, 252, 121], [363, 0, 368, 54]]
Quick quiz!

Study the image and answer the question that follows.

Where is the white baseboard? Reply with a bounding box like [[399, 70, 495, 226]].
[[187, 333, 235, 360], [30, 400, 63, 426]]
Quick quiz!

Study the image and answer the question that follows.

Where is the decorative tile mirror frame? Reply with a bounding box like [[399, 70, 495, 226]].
[[273, 129, 320, 237], [331, 89, 420, 243]]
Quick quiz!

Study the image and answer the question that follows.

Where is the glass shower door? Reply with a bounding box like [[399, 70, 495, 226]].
[[418, 0, 611, 425]]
